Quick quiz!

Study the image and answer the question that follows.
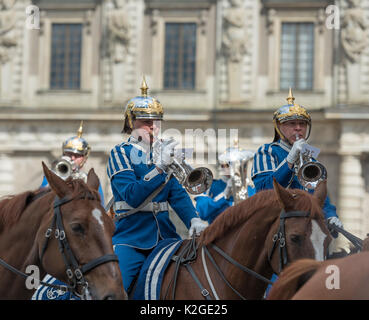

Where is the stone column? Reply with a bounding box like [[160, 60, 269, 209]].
[[0, 153, 14, 196], [337, 153, 365, 242]]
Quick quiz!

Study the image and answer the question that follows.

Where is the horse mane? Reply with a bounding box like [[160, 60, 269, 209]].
[[0, 178, 100, 232], [0, 188, 49, 232], [199, 187, 324, 246]]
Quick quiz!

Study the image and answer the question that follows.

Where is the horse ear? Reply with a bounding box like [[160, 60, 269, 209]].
[[313, 180, 327, 208], [42, 161, 71, 198], [273, 178, 294, 210], [86, 168, 100, 191]]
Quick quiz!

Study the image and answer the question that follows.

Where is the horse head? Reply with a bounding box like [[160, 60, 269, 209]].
[[267, 178, 332, 274], [37, 162, 127, 300]]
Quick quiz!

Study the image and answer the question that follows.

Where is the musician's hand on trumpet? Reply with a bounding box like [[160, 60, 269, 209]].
[[286, 135, 306, 168], [152, 137, 213, 194], [152, 138, 179, 173]]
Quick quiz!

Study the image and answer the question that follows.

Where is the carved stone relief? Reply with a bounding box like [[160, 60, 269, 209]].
[[341, 0, 368, 63], [222, 0, 248, 103], [0, 0, 17, 64], [222, 0, 248, 63], [108, 0, 131, 63]]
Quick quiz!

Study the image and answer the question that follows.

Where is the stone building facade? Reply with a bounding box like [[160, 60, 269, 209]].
[[0, 0, 368, 243]]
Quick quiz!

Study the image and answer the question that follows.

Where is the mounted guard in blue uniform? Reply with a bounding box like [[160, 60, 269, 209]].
[[251, 89, 343, 233], [195, 140, 255, 224], [107, 78, 209, 293]]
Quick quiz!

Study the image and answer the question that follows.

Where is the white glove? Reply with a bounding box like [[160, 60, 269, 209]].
[[189, 217, 208, 237], [327, 216, 343, 239], [152, 139, 178, 172], [327, 216, 343, 228], [224, 179, 233, 200], [286, 138, 306, 165]]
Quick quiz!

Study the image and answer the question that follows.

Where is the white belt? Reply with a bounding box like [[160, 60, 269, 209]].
[[113, 201, 169, 219]]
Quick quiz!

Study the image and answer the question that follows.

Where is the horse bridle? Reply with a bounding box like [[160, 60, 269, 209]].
[[268, 208, 310, 273], [39, 195, 119, 299]]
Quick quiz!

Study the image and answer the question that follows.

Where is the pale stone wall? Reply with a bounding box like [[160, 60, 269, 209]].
[[0, 0, 367, 245]]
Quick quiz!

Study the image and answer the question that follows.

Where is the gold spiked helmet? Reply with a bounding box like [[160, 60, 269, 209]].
[[123, 77, 164, 133], [273, 88, 311, 141], [62, 121, 91, 158]]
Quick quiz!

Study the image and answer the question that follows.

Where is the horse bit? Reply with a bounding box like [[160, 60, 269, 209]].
[[38, 195, 119, 299]]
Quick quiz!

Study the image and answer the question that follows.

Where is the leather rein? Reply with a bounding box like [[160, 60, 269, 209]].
[[168, 208, 311, 300]]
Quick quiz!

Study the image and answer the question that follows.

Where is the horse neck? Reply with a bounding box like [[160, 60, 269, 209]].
[[212, 208, 278, 299], [0, 194, 53, 299]]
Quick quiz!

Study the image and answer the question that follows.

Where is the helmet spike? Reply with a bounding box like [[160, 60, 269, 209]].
[[140, 76, 149, 97], [286, 87, 295, 105], [77, 120, 84, 138]]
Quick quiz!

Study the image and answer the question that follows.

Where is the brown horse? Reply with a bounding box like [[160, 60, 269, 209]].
[[0, 162, 127, 300], [267, 238, 369, 300], [160, 179, 332, 300]]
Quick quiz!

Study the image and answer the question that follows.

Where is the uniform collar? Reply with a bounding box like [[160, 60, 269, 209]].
[[273, 139, 292, 153], [128, 136, 151, 154]]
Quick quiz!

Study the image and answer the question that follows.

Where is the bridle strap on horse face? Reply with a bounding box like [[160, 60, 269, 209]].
[[268, 209, 310, 273], [40, 196, 119, 298]]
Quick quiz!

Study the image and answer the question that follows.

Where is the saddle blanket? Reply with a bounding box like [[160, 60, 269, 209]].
[[134, 238, 183, 300], [31, 274, 80, 300]]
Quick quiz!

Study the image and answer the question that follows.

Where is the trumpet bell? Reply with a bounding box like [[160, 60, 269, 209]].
[[297, 161, 327, 190], [185, 167, 213, 195], [51, 156, 75, 180]]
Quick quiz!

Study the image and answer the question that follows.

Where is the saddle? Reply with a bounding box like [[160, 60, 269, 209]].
[[133, 238, 183, 300]]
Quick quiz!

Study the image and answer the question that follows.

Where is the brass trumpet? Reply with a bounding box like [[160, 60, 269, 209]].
[[294, 136, 327, 190], [51, 156, 76, 180], [153, 138, 213, 194]]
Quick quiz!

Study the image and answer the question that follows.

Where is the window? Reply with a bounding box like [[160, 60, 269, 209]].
[[164, 23, 196, 90], [50, 24, 82, 90], [280, 23, 314, 91]]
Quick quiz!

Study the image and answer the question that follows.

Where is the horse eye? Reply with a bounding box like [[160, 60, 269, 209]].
[[71, 223, 85, 235], [290, 234, 302, 245]]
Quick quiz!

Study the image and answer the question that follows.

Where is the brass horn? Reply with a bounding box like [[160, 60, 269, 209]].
[[153, 138, 213, 194], [294, 136, 327, 190], [51, 156, 76, 180]]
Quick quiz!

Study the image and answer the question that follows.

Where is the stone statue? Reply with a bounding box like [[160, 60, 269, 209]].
[[0, 0, 17, 64], [222, 0, 248, 103], [108, 0, 130, 63], [341, 0, 368, 63], [222, 0, 248, 63]]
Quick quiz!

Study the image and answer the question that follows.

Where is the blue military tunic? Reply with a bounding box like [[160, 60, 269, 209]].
[[195, 178, 255, 224], [107, 136, 198, 292], [108, 136, 198, 249], [251, 139, 337, 219]]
